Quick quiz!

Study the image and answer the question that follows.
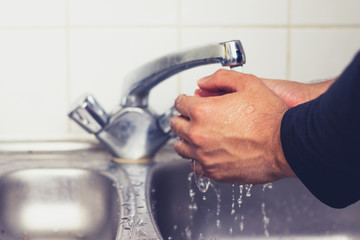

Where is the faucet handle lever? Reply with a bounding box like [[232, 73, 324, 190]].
[[68, 95, 109, 134], [158, 106, 179, 138]]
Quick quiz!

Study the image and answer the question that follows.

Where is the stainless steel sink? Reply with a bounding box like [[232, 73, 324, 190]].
[[0, 141, 134, 240], [2, 141, 360, 240], [149, 160, 360, 240], [0, 168, 120, 240]]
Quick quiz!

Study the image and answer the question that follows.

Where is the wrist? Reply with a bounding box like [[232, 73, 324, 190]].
[[308, 78, 336, 101], [272, 109, 297, 179]]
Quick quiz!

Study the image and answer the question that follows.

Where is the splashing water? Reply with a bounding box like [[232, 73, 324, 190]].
[[237, 185, 244, 207], [261, 202, 270, 237], [231, 184, 236, 215], [187, 172, 198, 218], [192, 160, 211, 193], [204, 181, 222, 229], [262, 183, 273, 237], [239, 214, 245, 231], [244, 184, 253, 197]]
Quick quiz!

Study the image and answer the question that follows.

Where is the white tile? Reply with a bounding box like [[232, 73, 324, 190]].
[[290, 29, 360, 83], [0, 29, 68, 139], [181, 0, 288, 26], [180, 28, 288, 95], [0, 0, 66, 26], [69, 28, 179, 125], [291, 0, 360, 25], [69, 0, 178, 26]]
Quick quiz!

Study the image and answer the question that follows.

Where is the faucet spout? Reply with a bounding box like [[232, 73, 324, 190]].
[[121, 40, 246, 108]]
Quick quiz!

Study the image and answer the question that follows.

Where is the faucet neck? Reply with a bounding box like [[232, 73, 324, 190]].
[[121, 40, 246, 108]]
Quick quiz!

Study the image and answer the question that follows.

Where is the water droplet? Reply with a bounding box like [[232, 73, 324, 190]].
[[237, 197, 243, 207], [240, 215, 245, 231], [262, 202, 270, 237], [193, 160, 210, 193], [189, 189, 195, 198], [238, 185, 244, 208], [189, 203, 198, 210], [245, 184, 253, 197], [216, 219, 221, 229], [231, 184, 236, 215], [199, 233, 205, 240], [246, 105, 255, 114], [262, 183, 273, 191], [185, 226, 192, 239]]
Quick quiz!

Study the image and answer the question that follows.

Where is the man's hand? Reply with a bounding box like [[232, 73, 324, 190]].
[[171, 69, 296, 185]]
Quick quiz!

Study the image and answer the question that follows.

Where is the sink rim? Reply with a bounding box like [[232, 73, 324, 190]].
[[0, 140, 104, 153]]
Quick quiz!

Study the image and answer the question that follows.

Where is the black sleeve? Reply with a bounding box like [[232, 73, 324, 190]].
[[280, 51, 360, 208]]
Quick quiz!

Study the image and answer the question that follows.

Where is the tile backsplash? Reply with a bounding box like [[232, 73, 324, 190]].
[[0, 0, 360, 140]]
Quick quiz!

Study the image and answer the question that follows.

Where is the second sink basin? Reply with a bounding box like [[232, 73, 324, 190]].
[[149, 160, 360, 240]]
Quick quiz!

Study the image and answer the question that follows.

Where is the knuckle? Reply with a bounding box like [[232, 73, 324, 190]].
[[213, 68, 228, 78], [195, 149, 207, 162], [244, 73, 259, 83], [190, 100, 211, 119], [174, 94, 185, 110], [188, 127, 201, 145]]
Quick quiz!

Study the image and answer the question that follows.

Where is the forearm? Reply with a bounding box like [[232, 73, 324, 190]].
[[281, 52, 360, 208], [261, 77, 336, 107], [307, 78, 336, 101]]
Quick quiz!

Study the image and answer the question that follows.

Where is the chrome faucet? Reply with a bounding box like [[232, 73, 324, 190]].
[[68, 40, 246, 160]]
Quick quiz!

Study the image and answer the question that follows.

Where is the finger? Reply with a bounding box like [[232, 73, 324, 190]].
[[170, 115, 192, 143], [197, 69, 247, 93], [174, 138, 196, 160], [174, 94, 201, 119], [194, 88, 227, 97]]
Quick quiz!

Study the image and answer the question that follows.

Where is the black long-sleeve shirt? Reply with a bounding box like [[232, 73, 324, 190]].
[[281, 51, 360, 208]]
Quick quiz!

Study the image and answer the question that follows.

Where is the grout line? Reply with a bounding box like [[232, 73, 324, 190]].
[[1, 24, 360, 30], [177, 0, 183, 95], [65, 0, 72, 134], [178, 24, 360, 29], [286, 0, 292, 80]]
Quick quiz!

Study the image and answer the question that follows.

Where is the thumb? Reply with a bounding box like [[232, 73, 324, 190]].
[[197, 69, 244, 93]]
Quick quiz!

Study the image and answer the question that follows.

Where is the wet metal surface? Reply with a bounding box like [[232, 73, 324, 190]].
[[1, 141, 360, 240], [0, 169, 120, 240], [149, 160, 360, 240]]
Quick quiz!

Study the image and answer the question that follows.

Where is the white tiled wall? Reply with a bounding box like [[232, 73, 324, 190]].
[[0, 0, 360, 140]]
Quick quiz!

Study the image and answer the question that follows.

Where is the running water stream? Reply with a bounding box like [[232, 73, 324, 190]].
[[185, 165, 273, 239]]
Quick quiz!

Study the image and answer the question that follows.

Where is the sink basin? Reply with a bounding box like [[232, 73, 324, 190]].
[[0, 141, 134, 240], [149, 160, 360, 240], [0, 168, 120, 240]]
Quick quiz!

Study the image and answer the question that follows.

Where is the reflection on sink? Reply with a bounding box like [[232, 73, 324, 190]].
[[0, 168, 120, 240], [149, 160, 360, 240]]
